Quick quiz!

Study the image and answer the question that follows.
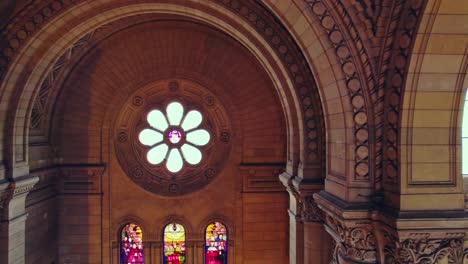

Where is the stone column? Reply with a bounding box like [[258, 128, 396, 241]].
[[302, 196, 332, 264], [185, 240, 194, 264], [0, 175, 38, 264], [111, 241, 118, 264], [280, 173, 304, 264], [194, 240, 204, 264], [143, 241, 152, 263], [152, 241, 162, 264], [280, 172, 327, 264]]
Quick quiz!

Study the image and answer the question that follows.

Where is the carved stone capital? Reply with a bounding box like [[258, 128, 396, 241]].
[[397, 237, 464, 264], [302, 195, 325, 222], [281, 173, 325, 222], [375, 215, 468, 264], [380, 230, 466, 264], [0, 175, 39, 220], [314, 192, 377, 263], [325, 216, 377, 264]]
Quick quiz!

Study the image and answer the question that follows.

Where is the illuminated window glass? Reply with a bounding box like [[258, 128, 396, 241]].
[[205, 222, 228, 264], [463, 92, 468, 176], [163, 223, 186, 264], [138, 102, 210, 173], [120, 223, 144, 264]]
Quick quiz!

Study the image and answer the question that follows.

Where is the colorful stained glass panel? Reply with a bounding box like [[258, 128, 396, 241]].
[[120, 223, 144, 264], [163, 223, 186, 264], [205, 222, 227, 264]]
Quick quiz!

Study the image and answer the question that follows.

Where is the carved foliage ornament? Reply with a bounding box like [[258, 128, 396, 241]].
[[395, 238, 464, 264], [302, 195, 325, 222], [327, 216, 377, 263]]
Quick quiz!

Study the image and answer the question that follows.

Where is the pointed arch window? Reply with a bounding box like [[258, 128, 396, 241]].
[[163, 223, 186, 264], [120, 223, 144, 264], [463, 92, 468, 176], [205, 222, 228, 264]]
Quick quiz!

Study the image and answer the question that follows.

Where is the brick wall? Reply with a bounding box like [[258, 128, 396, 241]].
[[242, 193, 289, 264]]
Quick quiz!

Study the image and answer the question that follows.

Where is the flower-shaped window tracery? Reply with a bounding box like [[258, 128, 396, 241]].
[[138, 102, 210, 173]]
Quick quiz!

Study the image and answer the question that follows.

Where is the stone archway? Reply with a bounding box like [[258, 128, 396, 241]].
[[0, 1, 342, 263]]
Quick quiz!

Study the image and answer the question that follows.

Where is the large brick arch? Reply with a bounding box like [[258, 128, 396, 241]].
[[0, 0, 332, 184], [262, 0, 380, 202], [0, 0, 390, 204]]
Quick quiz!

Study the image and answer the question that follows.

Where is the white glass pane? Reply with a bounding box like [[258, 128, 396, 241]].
[[463, 138, 468, 174], [147, 144, 168, 165], [166, 102, 184, 126], [181, 144, 202, 165], [186, 129, 210, 146], [147, 110, 168, 132], [463, 101, 468, 137], [139, 129, 163, 146], [181, 110, 203, 131], [166, 148, 183, 173]]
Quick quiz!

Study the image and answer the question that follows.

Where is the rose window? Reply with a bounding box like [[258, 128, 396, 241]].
[[138, 102, 210, 173]]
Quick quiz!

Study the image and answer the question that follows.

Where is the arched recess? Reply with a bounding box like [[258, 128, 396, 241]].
[[399, 0, 468, 211], [0, 2, 362, 262], [0, 0, 344, 188]]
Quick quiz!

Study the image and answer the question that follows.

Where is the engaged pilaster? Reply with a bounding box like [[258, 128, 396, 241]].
[[280, 172, 331, 264], [0, 175, 38, 264]]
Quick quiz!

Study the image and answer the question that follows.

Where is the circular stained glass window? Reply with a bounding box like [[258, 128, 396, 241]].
[[138, 102, 211, 173]]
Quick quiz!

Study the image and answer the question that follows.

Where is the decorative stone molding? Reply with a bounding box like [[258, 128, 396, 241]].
[[302, 195, 325, 222], [0, 175, 39, 206], [58, 164, 105, 194], [395, 237, 464, 264], [326, 216, 377, 263], [240, 165, 284, 193], [306, 0, 372, 182], [381, 0, 427, 187], [281, 173, 325, 223], [316, 190, 468, 263], [11, 175, 39, 197], [30, 24, 111, 140], [380, 231, 466, 264], [113, 80, 232, 196]]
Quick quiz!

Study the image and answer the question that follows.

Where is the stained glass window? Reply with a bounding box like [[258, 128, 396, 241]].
[[163, 223, 186, 264], [138, 102, 210, 173], [120, 223, 144, 264], [205, 222, 228, 264], [463, 92, 468, 176]]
